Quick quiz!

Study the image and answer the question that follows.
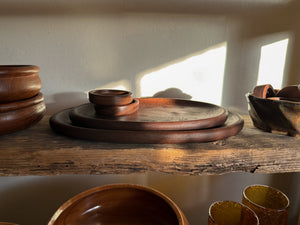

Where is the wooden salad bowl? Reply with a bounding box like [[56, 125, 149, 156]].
[[246, 84, 300, 136], [0, 93, 46, 135], [48, 184, 189, 225], [0, 65, 41, 103]]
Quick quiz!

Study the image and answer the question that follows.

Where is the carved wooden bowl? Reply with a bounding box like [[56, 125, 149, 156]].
[[89, 89, 133, 106], [0, 65, 41, 103], [0, 93, 46, 135], [247, 84, 300, 136], [48, 184, 189, 225]]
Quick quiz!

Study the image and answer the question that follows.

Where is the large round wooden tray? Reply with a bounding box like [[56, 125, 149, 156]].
[[70, 98, 228, 131], [50, 108, 244, 144]]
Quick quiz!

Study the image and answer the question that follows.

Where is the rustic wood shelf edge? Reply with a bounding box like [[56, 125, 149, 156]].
[[0, 115, 299, 176]]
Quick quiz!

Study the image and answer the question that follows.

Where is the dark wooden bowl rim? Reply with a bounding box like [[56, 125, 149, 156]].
[[89, 89, 133, 106], [0, 65, 39, 75]]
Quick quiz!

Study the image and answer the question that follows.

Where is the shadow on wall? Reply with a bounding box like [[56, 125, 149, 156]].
[[45, 92, 88, 114], [152, 88, 192, 100]]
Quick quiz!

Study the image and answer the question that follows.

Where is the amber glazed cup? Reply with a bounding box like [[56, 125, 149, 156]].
[[48, 183, 189, 225], [208, 201, 259, 225], [242, 185, 290, 225]]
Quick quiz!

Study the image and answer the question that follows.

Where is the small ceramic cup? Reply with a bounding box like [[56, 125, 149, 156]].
[[208, 201, 259, 225], [242, 185, 290, 225]]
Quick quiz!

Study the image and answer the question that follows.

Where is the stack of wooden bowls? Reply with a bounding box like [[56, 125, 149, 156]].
[[0, 65, 46, 135], [89, 89, 139, 117], [50, 88, 244, 144]]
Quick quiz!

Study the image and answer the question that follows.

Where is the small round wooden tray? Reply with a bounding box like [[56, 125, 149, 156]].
[[70, 98, 228, 131], [50, 108, 243, 144]]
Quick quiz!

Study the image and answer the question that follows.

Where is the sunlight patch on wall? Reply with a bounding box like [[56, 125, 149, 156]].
[[137, 43, 227, 105], [257, 38, 289, 89], [94, 79, 131, 91]]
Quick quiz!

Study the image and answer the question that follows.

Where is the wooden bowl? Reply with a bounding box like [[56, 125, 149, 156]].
[[0, 65, 41, 103], [247, 84, 300, 136], [48, 184, 189, 225], [0, 93, 46, 135], [276, 85, 300, 100], [89, 89, 133, 106], [0, 92, 44, 113], [94, 99, 139, 116]]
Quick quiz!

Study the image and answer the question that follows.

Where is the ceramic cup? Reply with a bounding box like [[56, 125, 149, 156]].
[[208, 201, 259, 225], [242, 185, 290, 225]]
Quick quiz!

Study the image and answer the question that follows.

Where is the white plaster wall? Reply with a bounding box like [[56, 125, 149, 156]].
[[0, 1, 299, 224]]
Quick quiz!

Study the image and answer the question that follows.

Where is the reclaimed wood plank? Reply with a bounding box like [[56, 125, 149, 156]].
[[0, 115, 299, 176]]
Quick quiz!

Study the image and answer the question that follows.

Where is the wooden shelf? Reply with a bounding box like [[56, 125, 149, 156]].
[[0, 115, 299, 176]]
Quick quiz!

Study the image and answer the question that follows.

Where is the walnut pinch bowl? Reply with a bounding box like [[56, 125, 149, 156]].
[[48, 183, 189, 225], [246, 84, 300, 136], [0, 65, 41, 103], [89, 89, 133, 106]]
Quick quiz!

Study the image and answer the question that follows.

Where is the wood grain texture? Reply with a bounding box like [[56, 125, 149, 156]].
[[0, 65, 41, 103], [0, 115, 299, 176]]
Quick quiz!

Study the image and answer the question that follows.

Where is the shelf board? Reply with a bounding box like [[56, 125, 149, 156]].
[[0, 115, 299, 176]]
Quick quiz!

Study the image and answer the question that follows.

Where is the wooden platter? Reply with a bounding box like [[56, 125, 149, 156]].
[[50, 108, 244, 144], [69, 98, 228, 131]]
